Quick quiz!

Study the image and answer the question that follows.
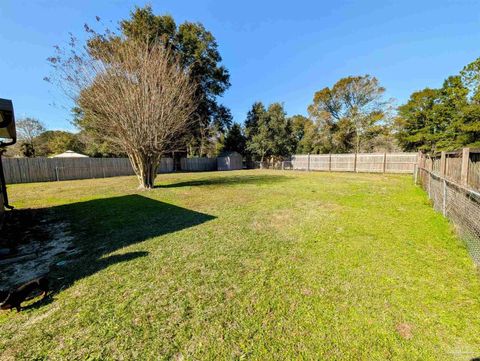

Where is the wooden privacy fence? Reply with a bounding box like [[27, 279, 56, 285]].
[[284, 152, 417, 173], [180, 157, 217, 172], [2, 157, 174, 184], [423, 148, 480, 191]]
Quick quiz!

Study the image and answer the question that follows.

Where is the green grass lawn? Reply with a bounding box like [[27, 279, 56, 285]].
[[1, 170, 480, 360]]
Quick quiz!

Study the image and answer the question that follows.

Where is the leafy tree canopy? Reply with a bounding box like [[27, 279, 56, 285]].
[[396, 61, 480, 153], [35, 130, 84, 156], [308, 75, 391, 153], [245, 102, 295, 163]]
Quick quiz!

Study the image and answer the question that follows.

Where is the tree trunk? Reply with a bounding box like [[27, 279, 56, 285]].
[[128, 152, 160, 190], [355, 131, 361, 154], [260, 154, 264, 169], [199, 136, 204, 157]]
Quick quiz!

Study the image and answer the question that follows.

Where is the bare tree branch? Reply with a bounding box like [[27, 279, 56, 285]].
[[48, 35, 198, 189]]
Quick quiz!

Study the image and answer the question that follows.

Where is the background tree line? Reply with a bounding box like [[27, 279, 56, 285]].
[[228, 62, 480, 163], [222, 75, 398, 164], [3, 117, 125, 158], [8, 5, 479, 166], [395, 58, 480, 153]]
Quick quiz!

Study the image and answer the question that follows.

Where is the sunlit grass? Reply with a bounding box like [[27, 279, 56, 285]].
[[1, 170, 479, 360]]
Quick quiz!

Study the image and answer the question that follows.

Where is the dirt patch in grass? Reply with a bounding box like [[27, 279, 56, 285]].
[[396, 323, 414, 340]]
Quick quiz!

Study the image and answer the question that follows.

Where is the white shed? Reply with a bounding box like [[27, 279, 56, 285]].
[[217, 151, 243, 171]]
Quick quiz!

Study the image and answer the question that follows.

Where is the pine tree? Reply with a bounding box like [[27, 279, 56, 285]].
[[223, 123, 246, 154], [245, 102, 295, 164]]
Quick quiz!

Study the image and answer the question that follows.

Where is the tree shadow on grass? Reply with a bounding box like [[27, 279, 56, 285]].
[[1, 195, 215, 310], [156, 174, 290, 189]]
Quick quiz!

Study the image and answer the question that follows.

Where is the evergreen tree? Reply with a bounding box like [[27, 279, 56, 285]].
[[246, 102, 294, 164], [267, 103, 295, 157], [244, 102, 266, 142], [290, 115, 314, 153], [244, 102, 267, 159], [20, 142, 35, 157], [434, 76, 469, 150], [396, 66, 480, 152], [395, 88, 439, 152], [223, 123, 246, 154]]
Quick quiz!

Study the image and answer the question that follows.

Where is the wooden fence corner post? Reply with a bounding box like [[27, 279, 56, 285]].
[[461, 147, 470, 186], [307, 153, 310, 172], [354, 153, 358, 173], [440, 151, 446, 176], [329, 153, 332, 172], [383, 152, 387, 173], [418, 151, 425, 169]]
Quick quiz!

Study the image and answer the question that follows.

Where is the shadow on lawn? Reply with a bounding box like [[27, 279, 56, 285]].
[[11, 195, 215, 310], [156, 173, 289, 188]]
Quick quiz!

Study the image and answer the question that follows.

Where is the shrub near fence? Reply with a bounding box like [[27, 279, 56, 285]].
[[286, 152, 417, 173], [417, 148, 480, 265], [2, 157, 174, 184]]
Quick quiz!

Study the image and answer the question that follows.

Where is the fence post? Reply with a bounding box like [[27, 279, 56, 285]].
[[414, 164, 418, 184], [428, 171, 431, 199], [461, 147, 470, 186], [329, 153, 332, 172], [440, 151, 446, 176], [307, 153, 310, 172], [354, 153, 358, 173], [418, 151, 425, 170], [383, 152, 387, 173], [55, 166, 59, 182], [442, 178, 447, 217]]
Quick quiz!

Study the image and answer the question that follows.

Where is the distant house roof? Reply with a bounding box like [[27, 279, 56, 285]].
[[51, 150, 89, 158]]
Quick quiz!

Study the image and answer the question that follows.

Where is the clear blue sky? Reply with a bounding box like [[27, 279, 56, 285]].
[[1, 0, 480, 131]]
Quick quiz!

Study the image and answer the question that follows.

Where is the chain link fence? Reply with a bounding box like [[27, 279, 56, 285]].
[[417, 167, 480, 265]]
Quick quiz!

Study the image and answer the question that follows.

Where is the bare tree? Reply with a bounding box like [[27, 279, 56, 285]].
[[47, 36, 198, 189], [16, 117, 46, 144]]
